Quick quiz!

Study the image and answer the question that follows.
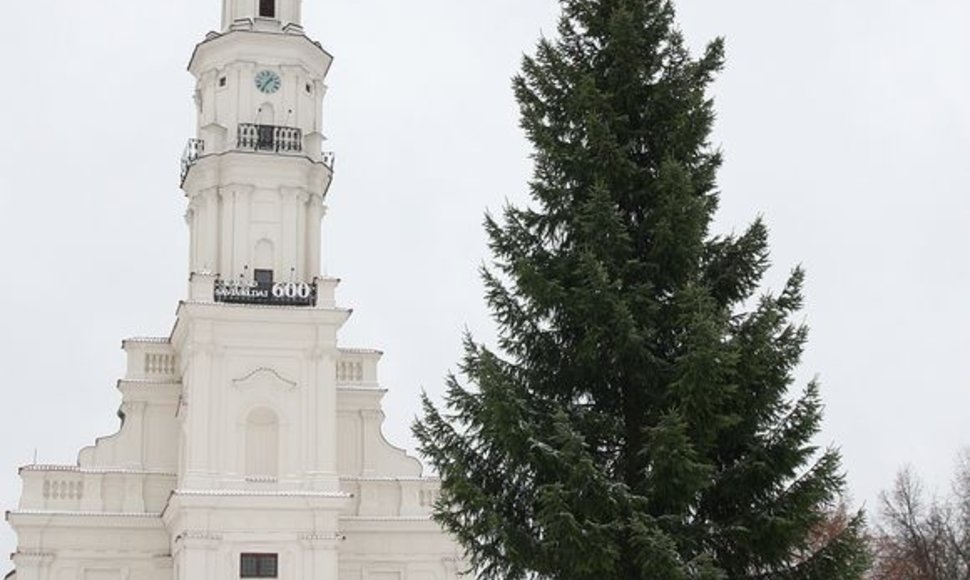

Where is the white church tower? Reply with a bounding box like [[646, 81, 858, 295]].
[[7, 2, 463, 580]]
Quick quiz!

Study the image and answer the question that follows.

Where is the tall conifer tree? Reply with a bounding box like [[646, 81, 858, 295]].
[[414, 1, 870, 577]]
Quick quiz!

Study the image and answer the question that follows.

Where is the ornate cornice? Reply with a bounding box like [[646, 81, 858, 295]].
[[11, 510, 162, 518], [174, 489, 351, 498], [20, 465, 176, 476], [298, 532, 343, 541], [180, 300, 351, 314], [340, 476, 440, 483], [123, 337, 171, 345], [340, 516, 434, 522], [178, 530, 224, 542], [338, 347, 383, 356]]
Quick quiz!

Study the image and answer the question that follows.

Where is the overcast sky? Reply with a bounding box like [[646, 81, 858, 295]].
[[1, 0, 968, 569]]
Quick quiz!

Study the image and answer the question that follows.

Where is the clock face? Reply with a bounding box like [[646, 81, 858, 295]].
[[255, 70, 282, 94]]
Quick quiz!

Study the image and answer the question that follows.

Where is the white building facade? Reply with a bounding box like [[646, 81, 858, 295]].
[[6, 1, 463, 580]]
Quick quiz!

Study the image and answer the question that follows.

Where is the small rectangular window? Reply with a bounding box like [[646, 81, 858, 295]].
[[259, 0, 276, 18], [241, 554, 278, 578], [219, 76, 227, 88], [254, 269, 274, 286]]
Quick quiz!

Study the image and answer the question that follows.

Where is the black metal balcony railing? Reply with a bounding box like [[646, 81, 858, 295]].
[[237, 123, 303, 153], [179, 127, 334, 183], [180, 138, 205, 182]]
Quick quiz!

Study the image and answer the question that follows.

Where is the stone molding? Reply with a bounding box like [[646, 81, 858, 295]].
[[11, 510, 162, 518], [173, 489, 351, 498], [232, 367, 298, 391], [20, 465, 176, 476], [13, 550, 55, 565]]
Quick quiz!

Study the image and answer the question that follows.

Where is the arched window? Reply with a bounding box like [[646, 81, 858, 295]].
[[245, 408, 279, 477], [254, 238, 274, 271], [259, 0, 276, 18]]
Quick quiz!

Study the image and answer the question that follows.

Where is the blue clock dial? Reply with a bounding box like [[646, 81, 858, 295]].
[[255, 70, 282, 94]]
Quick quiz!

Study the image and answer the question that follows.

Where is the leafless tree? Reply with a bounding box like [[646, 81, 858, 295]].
[[870, 452, 970, 580]]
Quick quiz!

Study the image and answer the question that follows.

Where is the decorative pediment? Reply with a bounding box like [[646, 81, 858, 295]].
[[232, 368, 297, 391]]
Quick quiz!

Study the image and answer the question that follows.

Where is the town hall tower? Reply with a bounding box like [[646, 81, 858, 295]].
[[7, 2, 462, 580]]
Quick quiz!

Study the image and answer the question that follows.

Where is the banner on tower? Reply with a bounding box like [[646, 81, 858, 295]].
[[214, 279, 317, 307]]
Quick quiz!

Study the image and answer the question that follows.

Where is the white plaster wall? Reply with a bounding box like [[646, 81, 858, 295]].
[[190, 33, 331, 160], [183, 154, 331, 282], [170, 302, 349, 491]]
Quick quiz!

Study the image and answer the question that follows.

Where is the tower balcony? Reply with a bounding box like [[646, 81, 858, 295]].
[[180, 138, 205, 183], [179, 127, 335, 185], [237, 123, 303, 153]]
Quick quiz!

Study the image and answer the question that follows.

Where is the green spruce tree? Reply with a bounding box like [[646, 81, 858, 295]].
[[414, 1, 870, 578]]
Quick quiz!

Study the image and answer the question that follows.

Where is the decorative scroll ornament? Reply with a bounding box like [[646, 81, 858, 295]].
[[233, 368, 298, 391]]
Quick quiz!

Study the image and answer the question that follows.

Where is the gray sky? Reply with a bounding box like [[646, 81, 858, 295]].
[[1, 0, 968, 568]]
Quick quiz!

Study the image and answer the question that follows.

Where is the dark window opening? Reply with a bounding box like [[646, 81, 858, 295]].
[[259, 0, 276, 18], [256, 123, 275, 150], [219, 77, 227, 88], [305, 82, 312, 94], [241, 554, 277, 578], [254, 269, 274, 287]]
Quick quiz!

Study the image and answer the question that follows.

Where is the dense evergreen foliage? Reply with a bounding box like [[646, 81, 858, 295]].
[[414, 1, 870, 577]]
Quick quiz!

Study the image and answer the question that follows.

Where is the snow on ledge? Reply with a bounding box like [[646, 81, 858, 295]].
[[173, 489, 352, 498], [19, 465, 177, 476], [11, 510, 162, 518]]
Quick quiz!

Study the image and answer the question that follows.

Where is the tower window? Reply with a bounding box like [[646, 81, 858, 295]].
[[259, 0, 276, 18], [241, 554, 278, 578], [219, 76, 227, 88], [254, 269, 274, 286]]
